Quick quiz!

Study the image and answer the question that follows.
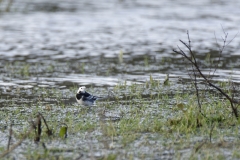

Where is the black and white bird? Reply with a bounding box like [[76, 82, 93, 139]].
[[76, 86, 100, 106]]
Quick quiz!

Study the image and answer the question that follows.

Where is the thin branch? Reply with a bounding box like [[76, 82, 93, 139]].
[[173, 30, 239, 119], [226, 31, 239, 46], [38, 112, 53, 136], [0, 117, 40, 158], [34, 114, 42, 142], [7, 123, 13, 151]]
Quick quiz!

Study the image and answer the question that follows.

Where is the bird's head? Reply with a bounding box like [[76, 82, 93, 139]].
[[77, 86, 86, 94]]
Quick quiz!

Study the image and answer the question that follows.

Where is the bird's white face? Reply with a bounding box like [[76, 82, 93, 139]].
[[77, 86, 86, 93]]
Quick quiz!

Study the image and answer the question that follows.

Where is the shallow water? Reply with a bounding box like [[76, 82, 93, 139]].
[[1, 0, 240, 159]]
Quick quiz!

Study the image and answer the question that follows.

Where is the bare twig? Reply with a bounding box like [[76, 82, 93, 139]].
[[7, 123, 13, 151], [0, 117, 40, 158], [195, 140, 207, 153], [212, 27, 239, 77], [34, 114, 42, 142], [173, 30, 239, 119], [38, 112, 53, 136], [181, 31, 203, 114]]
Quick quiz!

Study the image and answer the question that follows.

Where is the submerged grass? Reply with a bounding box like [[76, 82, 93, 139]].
[[0, 74, 240, 159]]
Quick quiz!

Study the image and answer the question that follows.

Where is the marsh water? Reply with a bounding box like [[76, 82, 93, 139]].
[[1, 0, 240, 159], [1, 0, 240, 86]]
